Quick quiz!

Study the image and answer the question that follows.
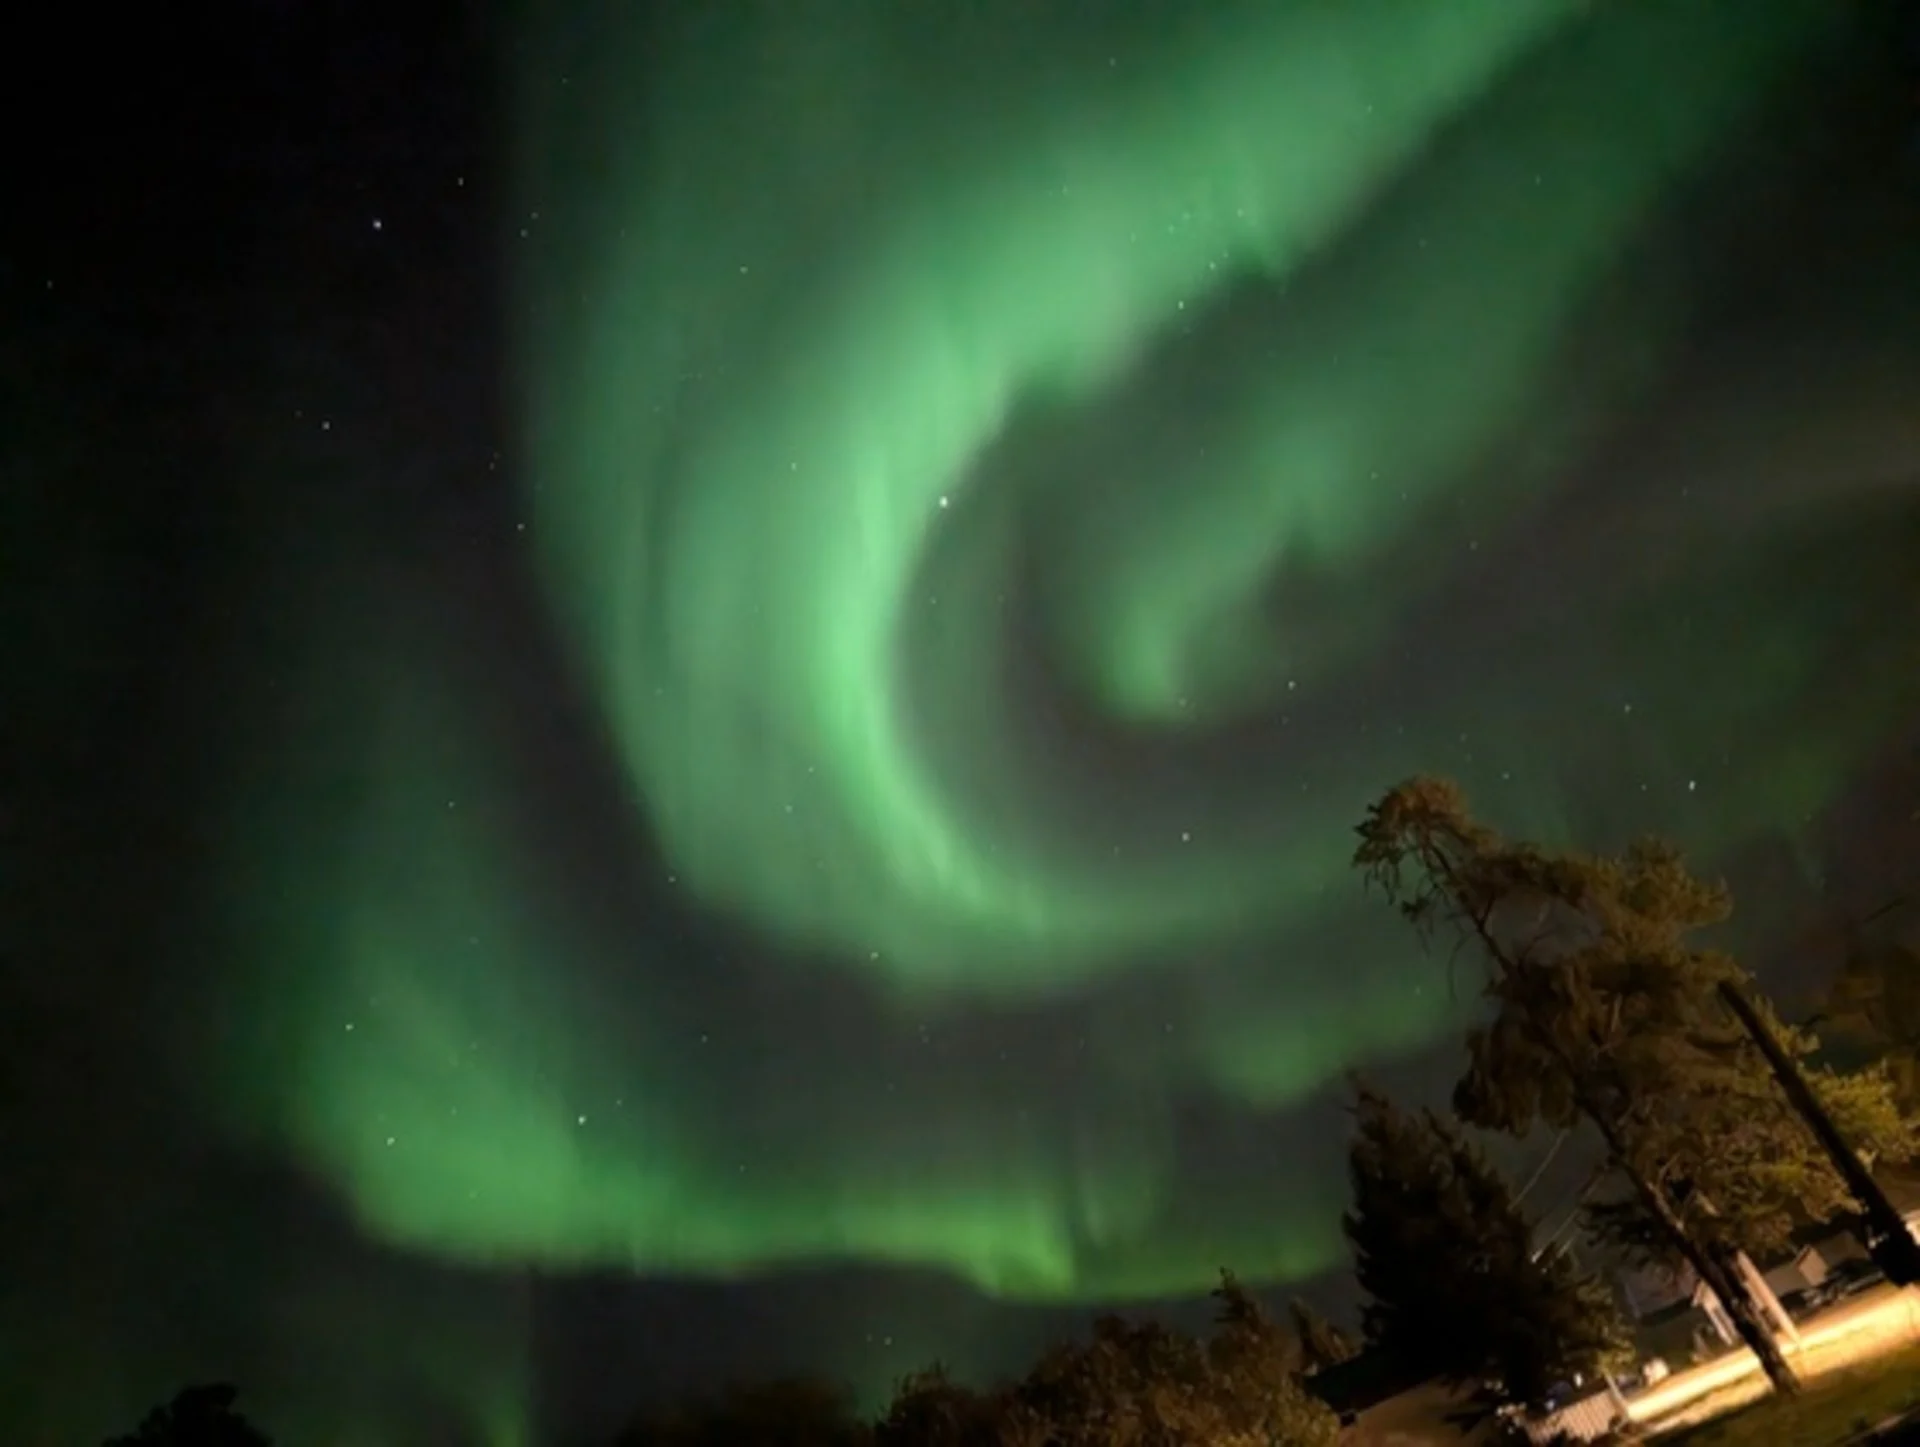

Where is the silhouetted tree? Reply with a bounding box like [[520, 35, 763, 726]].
[[1344, 1085, 1631, 1417], [880, 1277, 1334, 1446], [1826, 934, 1920, 1109], [1353, 777, 1800, 1392], [1285, 1299, 1356, 1375], [103, 1385, 272, 1447], [1003, 1302, 1337, 1447], [877, 1365, 1012, 1447], [614, 1377, 871, 1447], [1207, 1269, 1303, 1384]]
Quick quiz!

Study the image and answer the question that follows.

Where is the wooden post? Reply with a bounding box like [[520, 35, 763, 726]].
[[1735, 1250, 1802, 1349]]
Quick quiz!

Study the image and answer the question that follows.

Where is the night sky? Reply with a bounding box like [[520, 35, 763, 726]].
[[8, 1, 1920, 1443]]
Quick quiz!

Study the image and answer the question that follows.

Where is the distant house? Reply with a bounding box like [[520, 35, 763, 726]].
[[1766, 1243, 1835, 1296], [1616, 1260, 1694, 1320], [1612, 1167, 1920, 1360], [1630, 1296, 1716, 1365], [1626, 1242, 1838, 1355]]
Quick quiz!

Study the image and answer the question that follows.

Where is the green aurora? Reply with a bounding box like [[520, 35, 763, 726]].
[[219, 0, 1920, 1329]]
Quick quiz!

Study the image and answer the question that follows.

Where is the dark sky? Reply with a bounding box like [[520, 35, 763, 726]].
[[6, 2, 1920, 1444]]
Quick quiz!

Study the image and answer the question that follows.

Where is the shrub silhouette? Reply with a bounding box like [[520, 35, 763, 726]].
[[103, 1384, 272, 1447]]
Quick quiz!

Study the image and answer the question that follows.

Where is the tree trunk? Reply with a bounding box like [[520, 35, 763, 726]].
[[1605, 1139, 1799, 1394], [1703, 1239, 1798, 1393]]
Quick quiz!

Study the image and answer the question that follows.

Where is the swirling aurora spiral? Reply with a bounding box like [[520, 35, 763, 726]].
[[520, 0, 1845, 992], [229, 0, 1919, 1309]]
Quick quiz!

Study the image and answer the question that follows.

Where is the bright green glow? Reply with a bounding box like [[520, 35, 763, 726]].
[[520, 0, 1826, 995], [216, 0, 1918, 1323], [225, 640, 1342, 1301]]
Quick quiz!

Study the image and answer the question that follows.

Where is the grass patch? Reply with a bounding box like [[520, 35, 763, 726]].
[[1665, 1346, 1920, 1445]]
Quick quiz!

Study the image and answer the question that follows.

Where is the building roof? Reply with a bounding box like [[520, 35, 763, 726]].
[[1302, 1347, 1431, 1415]]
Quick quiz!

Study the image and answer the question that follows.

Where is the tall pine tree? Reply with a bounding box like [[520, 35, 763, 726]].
[[1344, 1085, 1629, 1417], [1354, 777, 1803, 1392], [1287, 1298, 1356, 1376]]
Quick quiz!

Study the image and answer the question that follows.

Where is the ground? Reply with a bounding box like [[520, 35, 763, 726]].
[[1664, 1345, 1920, 1445]]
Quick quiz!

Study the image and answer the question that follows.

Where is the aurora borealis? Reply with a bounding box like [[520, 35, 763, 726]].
[[7, 0, 1920, 1442]]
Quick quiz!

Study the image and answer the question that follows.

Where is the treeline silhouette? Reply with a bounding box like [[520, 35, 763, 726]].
[[100, 1274, 1348, 1447]]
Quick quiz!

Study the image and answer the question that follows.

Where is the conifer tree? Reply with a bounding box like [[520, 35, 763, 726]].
[[1826, 934, 1920, 1110], [1344, 1085, 1630, 1416], [1286, 1298, 1356, 1376], [1352, 777, 1800, 1392], [104, 1385, 273, 1447]]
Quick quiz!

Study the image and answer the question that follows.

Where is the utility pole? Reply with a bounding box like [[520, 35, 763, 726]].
[[1717, 978, 1920, 1286]]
